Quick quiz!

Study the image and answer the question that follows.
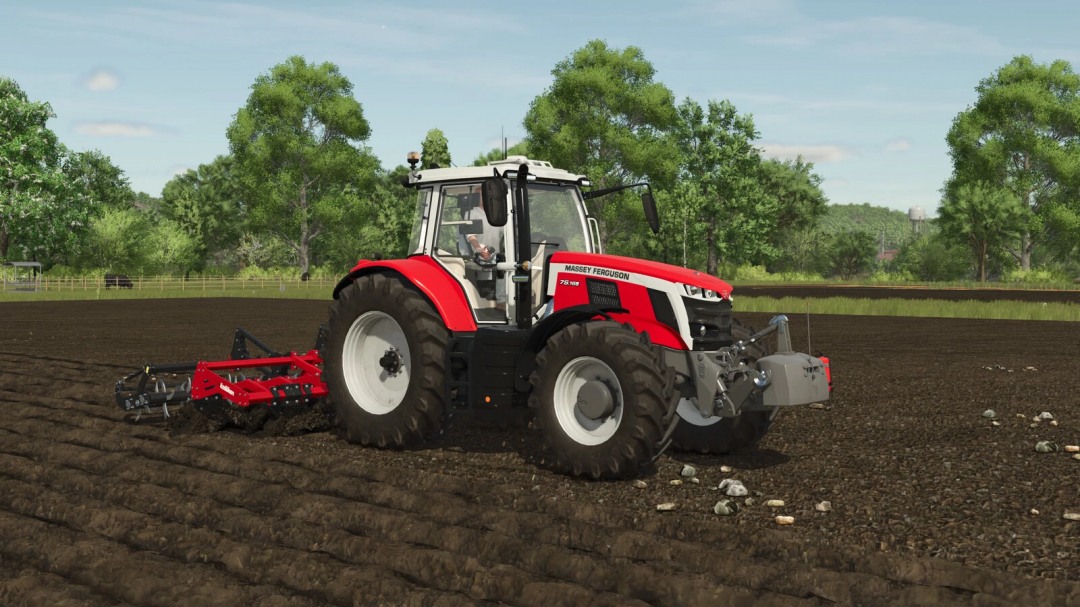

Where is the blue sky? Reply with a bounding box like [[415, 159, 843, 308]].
[[3, 0, 1078, 214]]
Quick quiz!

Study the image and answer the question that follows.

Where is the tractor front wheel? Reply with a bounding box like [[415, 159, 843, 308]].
[[529, 321, 673, 480], [324, 273, 448, 447], [670, 318, 778, 454]]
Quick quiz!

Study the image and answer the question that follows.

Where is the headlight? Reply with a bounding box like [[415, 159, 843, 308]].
[[687, 285, 700, 296], [704, 289, 716, 299]]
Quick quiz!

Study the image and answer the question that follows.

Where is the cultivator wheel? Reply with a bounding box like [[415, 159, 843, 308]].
[[323, 273, 449, 448], [528, 321, 675, 480], [670, 318, 778, 454]]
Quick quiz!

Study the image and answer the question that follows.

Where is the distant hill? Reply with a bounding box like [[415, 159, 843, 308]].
[[819, 203, 931, 251]]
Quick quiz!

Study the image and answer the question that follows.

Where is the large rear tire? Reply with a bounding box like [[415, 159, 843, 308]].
[[529, 321, 674, 480], [324, 273, 448, 447], [670, 318, 778, 454]]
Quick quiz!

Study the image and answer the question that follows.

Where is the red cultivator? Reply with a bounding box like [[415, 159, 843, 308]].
[[115, 328, 327, 421]]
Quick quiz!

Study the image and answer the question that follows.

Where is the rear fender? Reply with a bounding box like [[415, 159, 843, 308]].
[[333, 257, 478, 332]]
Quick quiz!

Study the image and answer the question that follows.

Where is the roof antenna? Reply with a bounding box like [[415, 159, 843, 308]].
[[806, 301, 811, 354], [502, 126, 506, 159]]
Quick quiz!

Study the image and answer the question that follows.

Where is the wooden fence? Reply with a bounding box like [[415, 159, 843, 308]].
[[39, 275, 335, 292]]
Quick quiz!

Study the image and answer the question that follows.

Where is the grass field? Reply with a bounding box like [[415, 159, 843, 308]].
[[0, 285, 335, 302], [735, 295, 1080, 322]]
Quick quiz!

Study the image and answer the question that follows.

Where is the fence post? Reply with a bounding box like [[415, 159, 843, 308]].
[[203, 275, 206, 291], [222, 275, 225, 291]]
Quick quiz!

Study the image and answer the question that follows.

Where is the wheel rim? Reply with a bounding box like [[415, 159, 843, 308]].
[[676, 398, 723, 427], [342, 311, 411, 415], [553, 356, 623, 446]]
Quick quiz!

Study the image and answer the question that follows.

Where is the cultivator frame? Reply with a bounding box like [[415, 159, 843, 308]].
[[115, 328, 327, 421]]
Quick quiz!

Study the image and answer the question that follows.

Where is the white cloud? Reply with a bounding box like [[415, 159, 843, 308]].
[[75, 121, 160, 137], [885, 139, 912, 152], [84, 69, 119, 91], [758, 143, 849, 163]]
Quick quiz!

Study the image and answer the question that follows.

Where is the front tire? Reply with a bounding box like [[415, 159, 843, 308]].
[[671, 318, 778, 454], [324, 273, 448, 447], [529, 321, 673, 479]]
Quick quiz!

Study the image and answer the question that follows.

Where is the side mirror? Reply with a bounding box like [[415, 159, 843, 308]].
[[642, 190, 659, 234], [481, 178, 508, 227]]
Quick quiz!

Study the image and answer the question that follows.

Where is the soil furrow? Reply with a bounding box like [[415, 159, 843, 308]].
[[0, 446, 650, 607], [0, 559, 132, 607], [0, 507, 317, 607], [0, 425, 815, 607], [0, 410, 1047, 606], [0, 472, 487, 607]]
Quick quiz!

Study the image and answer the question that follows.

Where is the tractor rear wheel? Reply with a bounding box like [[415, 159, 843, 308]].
[[529, 321, 674, 480], [324, 273, 448, 447], [670, 318, 778, 454]]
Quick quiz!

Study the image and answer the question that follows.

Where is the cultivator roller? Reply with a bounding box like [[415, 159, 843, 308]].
[[115, 328, 328, 421]]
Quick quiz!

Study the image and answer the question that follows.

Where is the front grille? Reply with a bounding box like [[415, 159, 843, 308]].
[[586, 278, 621, 307], [682, 297, 732, 350]]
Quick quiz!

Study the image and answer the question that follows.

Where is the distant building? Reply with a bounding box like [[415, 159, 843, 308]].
[[877, 250, 898, 261]]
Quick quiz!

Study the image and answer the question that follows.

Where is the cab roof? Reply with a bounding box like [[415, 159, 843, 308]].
[[407, 155, 587, 186]]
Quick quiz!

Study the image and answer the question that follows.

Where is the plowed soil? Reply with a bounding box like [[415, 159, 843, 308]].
[[737, 284, 1080, 304], [1, 298, 1079, 607]]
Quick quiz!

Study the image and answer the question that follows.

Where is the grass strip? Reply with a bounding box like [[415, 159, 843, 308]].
[[735, 296, 1080, 322], [0, 286, 335, 303]]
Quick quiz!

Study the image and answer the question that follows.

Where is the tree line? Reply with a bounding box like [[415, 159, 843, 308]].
[[2, 44, 1078, 283]]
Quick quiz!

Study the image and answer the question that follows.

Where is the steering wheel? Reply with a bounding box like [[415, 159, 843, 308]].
[[473, 245, 497, 269]]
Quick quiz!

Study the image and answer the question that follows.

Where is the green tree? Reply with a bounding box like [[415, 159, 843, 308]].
[[472, 141, 529, 166], [227, 56, 376, 274], [820, 203, 916, 250], [524, 40, 679, 252], [773, 225, 829, 275], [64, 149, 134, 210], [133, 191, 162, 215], [0, 77, 92, 260], [936, 182, 1025, 282], [758, 156, 829, 239], [79, 207, 152, 273], [946, 55, 1080, 270], [826, 230, 877, 279], [420, 128, 451, 169], [673, 98, 775, 275], [891, 235, 969, 282], [149, 219, 200, 275], [160, 155, 244, 269]]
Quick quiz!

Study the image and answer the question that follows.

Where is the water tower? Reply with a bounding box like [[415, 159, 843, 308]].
[[908, 206, 927, 235]]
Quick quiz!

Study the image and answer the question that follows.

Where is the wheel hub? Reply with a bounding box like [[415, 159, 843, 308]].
[[379, 347, 402, 376], [576, 379, 615, 420]]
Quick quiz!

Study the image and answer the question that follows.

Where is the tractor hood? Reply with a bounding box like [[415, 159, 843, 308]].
[[549, 252, 732, 299]]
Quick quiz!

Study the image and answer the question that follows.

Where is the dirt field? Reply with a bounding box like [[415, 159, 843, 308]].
[[1, 298, 1079, 606], [737, 284, 1080, 304]]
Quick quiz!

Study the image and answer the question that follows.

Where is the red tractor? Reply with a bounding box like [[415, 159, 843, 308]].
[[321, 156, 829, 478], [117, 155, 830, 479]]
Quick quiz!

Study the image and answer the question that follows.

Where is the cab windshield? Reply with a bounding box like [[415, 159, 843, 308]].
[[521, 183, 591, 257]]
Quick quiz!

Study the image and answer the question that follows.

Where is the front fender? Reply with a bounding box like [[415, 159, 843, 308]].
[[334, 257, 478, 332]]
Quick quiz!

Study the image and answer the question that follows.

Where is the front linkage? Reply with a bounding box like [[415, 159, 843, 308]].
[[115, 328, 327, 421]]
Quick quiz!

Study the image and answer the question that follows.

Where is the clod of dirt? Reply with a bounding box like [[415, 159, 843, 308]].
[[669, 479, 683, 486], [776, 516, 795, 525], [632, 479, 647, 489], [1017, 413, 1028, 418], [1036, 441, 1059, 453], [680, 465, 696, 477], [1073, 454, 1080, 461], [744, 497, 755, 506], [991, 421, 1001, 427], [1065, 445, 1080, 453], [689, 477, 700, 484], [1050, 420, 1059, 426], [765, 499, 785, 507], [982, 409, 997, 418], [718, 479, 748, 497], [809, 403, 826, 410], [719, 465, 732, 473], [1025, 366, 1038, 371], [815, 501, 832, 512], [1065, 513, 1080, 521], [1039, 412, 1054, 420], [1031, 509, 1041, 515], [753, 490, 763, 497], [713, 500, 739, 516], [656, 502, 676, 512]]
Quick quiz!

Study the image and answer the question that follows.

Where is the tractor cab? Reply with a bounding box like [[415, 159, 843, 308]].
[[403, 156, 599, 327]]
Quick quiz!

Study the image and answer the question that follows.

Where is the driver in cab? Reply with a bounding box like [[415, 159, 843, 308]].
[[459, 187, 506, 309]]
